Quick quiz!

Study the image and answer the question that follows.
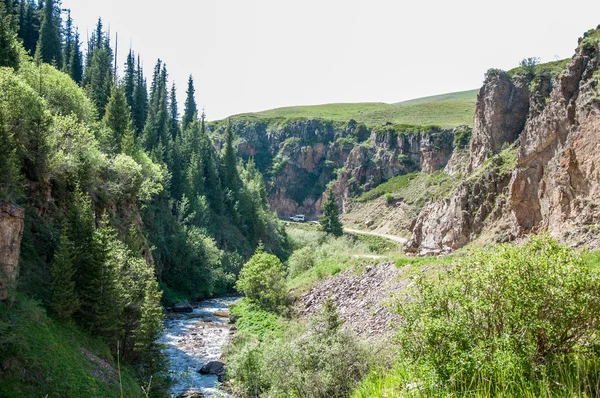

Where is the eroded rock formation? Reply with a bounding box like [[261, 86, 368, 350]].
[[0, 203, 25, 301], [409, 28, 600, 253]]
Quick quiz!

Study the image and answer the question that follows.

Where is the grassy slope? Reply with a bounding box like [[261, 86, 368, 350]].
[[232, 89, 478, 128], [0, 296, 144, 398]]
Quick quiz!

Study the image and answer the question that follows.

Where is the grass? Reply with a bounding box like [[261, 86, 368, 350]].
[[0, 295, 144, 398], [353, 357, 600, 398], [284, 225, 404, 291], [229, 298, 285, 340], [230, 89, 478, 129], [356, 170, 459, 208]]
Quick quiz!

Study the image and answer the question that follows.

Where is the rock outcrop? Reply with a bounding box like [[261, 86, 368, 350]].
[[468, 72, 530, 171], [214, 119, 470, 218], [409, 28, 600, 253], [0, 203, 25, 301]]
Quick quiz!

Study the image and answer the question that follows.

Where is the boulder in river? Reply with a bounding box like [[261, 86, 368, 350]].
[[173, 300, 194, 313], [214, 310, 229, 317], [177, 391, 204, 398], [199, 360, 225, 375]]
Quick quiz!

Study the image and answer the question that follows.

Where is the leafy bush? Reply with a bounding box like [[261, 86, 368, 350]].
[[227, 300, 371, 397], [287, 245, 316, 279], [385, 192, 394, 205], [235, 247, 289, 312], [394, 236, 600, 395]]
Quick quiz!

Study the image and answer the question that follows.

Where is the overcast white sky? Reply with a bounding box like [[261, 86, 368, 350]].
[[61, 0, 600, 121]]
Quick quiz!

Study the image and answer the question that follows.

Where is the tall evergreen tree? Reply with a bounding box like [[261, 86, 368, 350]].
[[18, 0, 39, 55], [103, 85, 133, 153], [131, 55, 148, 136], [0, 3, 19, 69], [320, 190, 343, 236], [62, 9, 73, 72], [50, 227, 80, 319], [221, 122, 239, 196], [68, 28, 83, 84], [169, 82, 179, 141], [84, 18, 113, 118], [35, 0, 62, 66], [123, 49, 135, 109], [141, 59, 169, 155], [182, 75, 197, 132]]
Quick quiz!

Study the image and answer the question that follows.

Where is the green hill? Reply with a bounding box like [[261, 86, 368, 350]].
[[233, 89, 478, 128]]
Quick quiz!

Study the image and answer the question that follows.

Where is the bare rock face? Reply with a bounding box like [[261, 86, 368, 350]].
[[468, 72, 530, 171], [409, 29, 600, 253], [0, 203, 25, 301], [407, 161, 513, 255], [510, 40, 600, 247], [333, 127, 459, 212]]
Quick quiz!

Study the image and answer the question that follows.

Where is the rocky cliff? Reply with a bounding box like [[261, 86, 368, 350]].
[[213, 118, 470, 218], [408, 27, 600, 254], [0, 203, 24, 301]]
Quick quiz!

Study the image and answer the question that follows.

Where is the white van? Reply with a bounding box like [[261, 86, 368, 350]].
[[289, 215, 306, 222]]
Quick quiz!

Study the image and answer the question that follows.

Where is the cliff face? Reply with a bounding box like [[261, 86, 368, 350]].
[[409, 29, 600, 254], [218, 118, 468, 218], [0, 203, 25, 301]]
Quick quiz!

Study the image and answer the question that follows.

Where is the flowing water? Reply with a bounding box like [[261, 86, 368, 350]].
[[161, 297, 239, 397]]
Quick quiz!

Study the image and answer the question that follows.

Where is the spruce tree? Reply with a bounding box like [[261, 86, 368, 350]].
[[320, 190, 343, 236], [131, 55, 148, 136], [35, 0, 62, 66], [68, 29, 83, 84], [141, 59, 169, 154], [222, 122, 239, 195], [182, 75, 197, 132], [169, 82, 179, 141], [124, 49, 135, 109], [50, 227, 80, 319], [103, 85, 133, 153], [0, 3, 20, 69], [84, 19, 113, 118], [62, 9, 73, 72], [92, 213, 125, 343], [18, 0, 39, 55], [133, 270, 165, 374]]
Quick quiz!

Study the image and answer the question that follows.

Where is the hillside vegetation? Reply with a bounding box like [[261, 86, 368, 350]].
[[232, 89, 478, 128]]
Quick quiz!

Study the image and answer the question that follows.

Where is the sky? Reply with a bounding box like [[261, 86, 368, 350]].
[[61, 0, 600, 121]]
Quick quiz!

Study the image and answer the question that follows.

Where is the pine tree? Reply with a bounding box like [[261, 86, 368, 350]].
[[68, 188, 102, 330], [84, 19, 113, 118], [103, 85, 133, 153], [91, 213, 125, 343], [35, 0, 62, 66], [133, 269, 165, 374], [131, 55, 148, 136], [182, 75, 197, 132], [18, 0, 39, 55], [124, 49, 135, 109], [50, 227, 80, 319], [169, 82, 179, 141], [62, 9, 73, 72], [221, 122, 239, 196], [141, 59, 169, 154], [68, 29, 83, 84], [320, 190, 343, 236], [0, 3, 20, 69]]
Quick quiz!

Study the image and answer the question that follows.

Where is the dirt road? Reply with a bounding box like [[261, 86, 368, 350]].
[[343, 227, 408, 245]]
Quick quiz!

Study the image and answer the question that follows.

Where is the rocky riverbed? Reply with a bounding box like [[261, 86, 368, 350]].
[[161, 297, 239, 397]]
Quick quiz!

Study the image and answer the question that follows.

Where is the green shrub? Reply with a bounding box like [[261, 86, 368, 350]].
[[385, 192, 394, 205], [227, 300, 371, 397], [394, 236, 600, 394], [287, 246, 316, 279], [235, 247, 289, 312]]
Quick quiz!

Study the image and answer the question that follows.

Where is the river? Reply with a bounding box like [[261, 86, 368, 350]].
[[161, 297, 239, 397]]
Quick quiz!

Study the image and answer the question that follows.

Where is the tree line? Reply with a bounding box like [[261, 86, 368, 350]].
[[0, 0, 289, 392]]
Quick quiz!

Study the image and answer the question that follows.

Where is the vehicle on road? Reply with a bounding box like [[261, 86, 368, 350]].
[[289, 214, 306, 222]]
